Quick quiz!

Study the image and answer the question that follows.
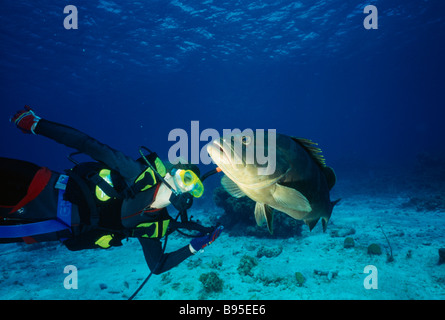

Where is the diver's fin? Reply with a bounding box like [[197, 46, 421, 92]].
[[304, 217, 320, 231], [254, 202, 274, 234], [323, 166, 337, 190], [221, 175, 245, 198], [273, 184, 312, 212]]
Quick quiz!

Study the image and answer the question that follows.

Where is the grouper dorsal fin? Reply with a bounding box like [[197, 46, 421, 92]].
[[291, 137, 337, 189], [291, 137, 326, 168], [254, 202, 274, 234], [273, 184, 312, 212], [221, 175, 246, 198]]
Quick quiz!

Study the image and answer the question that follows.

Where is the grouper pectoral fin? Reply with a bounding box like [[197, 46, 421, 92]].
[[221, 175, 246, 198], [254, 202, 274, 234], [273, 184, 312, 212]]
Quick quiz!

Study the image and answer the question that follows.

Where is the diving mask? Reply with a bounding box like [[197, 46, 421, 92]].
[[172, 169, 204, 198]]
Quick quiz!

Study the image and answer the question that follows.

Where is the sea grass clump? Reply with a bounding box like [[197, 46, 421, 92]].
[[295, 272, 306, 287]]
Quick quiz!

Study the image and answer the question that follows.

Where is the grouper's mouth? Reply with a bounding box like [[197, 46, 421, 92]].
[[207, 139, 232, 167], [207, 138, 283, 189]]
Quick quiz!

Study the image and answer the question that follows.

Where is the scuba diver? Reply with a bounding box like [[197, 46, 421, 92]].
[[0, 106, 223, 277]]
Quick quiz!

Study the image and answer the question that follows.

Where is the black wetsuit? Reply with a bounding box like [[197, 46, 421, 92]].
[[0, 119, 192, 274]]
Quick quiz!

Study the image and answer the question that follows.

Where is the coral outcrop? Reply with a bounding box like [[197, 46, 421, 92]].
[[199, 271, 224, 293]]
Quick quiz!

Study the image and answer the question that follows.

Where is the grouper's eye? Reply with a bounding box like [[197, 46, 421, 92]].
[[241, 135, 252, 145]]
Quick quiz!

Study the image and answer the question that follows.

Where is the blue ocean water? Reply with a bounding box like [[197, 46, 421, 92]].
[[1, 0, 444, 301]]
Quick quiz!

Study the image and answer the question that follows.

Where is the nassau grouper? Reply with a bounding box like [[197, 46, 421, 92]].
[[207, 132, 339, 234]]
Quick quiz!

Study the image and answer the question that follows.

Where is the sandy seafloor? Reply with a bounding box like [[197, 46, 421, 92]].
[[0, 166, 444, 300]]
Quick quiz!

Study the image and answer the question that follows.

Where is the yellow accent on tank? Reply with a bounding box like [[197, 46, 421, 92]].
[[95, 234, 113, 249], [135, 168, 156, 192], [95, 169, 113, 201], [134, 157, 167, 192], [154, 157, 167, 177]]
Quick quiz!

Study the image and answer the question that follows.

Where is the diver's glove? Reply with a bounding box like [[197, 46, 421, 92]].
[[169, 191, 193, 212], [10, 105, 41, 134], [190, 226, 224, 254]]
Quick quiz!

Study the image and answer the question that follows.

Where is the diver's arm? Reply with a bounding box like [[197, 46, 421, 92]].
[[35, 119, 143, 180], [138, 225, 225, 274], [138, 237, 193, 275]]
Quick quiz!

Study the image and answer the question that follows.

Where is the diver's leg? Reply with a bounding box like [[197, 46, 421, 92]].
[[0, 157, 41, 206]]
